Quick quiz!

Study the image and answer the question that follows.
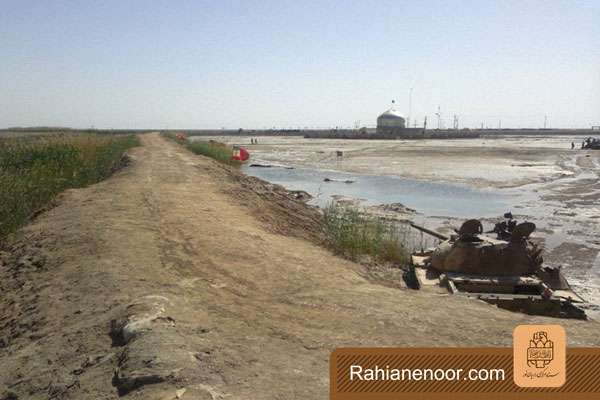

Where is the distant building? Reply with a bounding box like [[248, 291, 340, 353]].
[[376, 108, 406, 135]]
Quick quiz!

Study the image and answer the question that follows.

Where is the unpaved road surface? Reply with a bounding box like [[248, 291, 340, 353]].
[[1, 133, 599, 400]]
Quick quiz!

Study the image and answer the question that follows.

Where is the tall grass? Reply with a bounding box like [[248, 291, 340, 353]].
[[187, 141, 241, 165], [323, 203, 410, 264], [0, 134, 139, 238], [162, 132, 241, 166]]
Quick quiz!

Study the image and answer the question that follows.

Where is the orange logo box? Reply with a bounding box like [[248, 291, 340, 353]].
[[513, 325, 566, 387]]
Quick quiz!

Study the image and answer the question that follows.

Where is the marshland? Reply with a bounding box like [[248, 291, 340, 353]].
[[0, 134, 138, 238]]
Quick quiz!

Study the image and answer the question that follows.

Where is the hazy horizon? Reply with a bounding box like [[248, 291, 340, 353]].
[[1, 1, 599, 130]]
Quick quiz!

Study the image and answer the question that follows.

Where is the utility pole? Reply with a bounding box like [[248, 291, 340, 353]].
[[424, 116, 428, 130], [408, 87, 413, 128], [544, 115, 548, 129], [453, 115, 459, 130], [435, 106, 441, 129]]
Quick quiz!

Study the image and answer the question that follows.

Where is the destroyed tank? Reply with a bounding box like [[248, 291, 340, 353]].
[[582, 137, 600, 150], [430, 218, 543, 276], [408, 215, 587, 319]]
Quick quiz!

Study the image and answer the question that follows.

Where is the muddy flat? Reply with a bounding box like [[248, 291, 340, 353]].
[[1, 133, 599, 400], [210, 134, 600, 313]]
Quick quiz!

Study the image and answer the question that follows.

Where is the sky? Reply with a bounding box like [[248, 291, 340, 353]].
[[1, 0, 599, 129]]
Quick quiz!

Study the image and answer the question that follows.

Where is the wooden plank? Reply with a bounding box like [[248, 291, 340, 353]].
[[414, 267, 441, 287]]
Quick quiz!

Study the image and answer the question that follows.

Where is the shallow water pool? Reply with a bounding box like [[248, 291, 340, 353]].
[[244, 165, 528, 218]]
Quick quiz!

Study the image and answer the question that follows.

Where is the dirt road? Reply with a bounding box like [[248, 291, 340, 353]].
[[1, 133, 599, 399]]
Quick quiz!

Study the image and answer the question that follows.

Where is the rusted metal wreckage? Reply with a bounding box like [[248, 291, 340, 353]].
[[407, 215, 588, 319], [582, 137, 600, 150]]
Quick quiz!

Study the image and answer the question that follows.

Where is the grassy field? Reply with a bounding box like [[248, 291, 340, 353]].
[[0, 134, 139, 239], [162, 132, 241, 166], [323, 203, 409, 264]]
